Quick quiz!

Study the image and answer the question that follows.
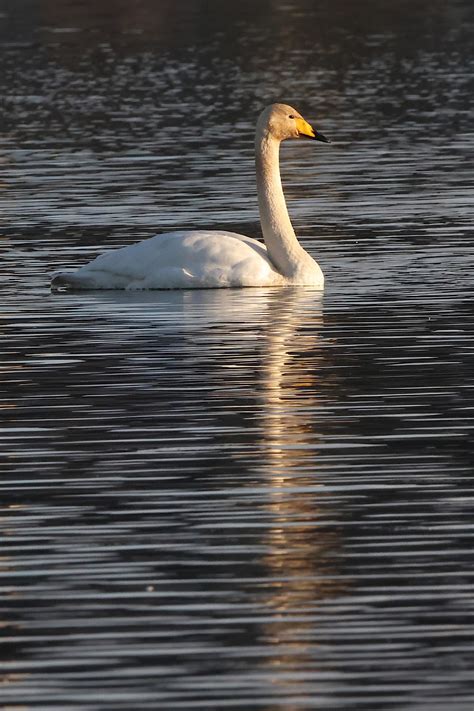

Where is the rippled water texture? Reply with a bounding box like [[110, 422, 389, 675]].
[[1, 0, 474, 708]]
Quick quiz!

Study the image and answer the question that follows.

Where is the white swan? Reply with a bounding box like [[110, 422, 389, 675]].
[[51, 103, 330, 291]]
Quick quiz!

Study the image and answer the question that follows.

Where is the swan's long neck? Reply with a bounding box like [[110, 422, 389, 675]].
[[255, 130, 306, 277]]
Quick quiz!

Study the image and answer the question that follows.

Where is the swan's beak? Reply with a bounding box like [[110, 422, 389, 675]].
[[313, 130, 330, 143], [295, 117, 331, 143]]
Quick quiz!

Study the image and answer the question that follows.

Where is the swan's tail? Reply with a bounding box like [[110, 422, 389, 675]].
[[51, 271, 95, 290]]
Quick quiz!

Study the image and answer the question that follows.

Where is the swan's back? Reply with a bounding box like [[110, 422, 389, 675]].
[[52, 230, 284, 290]]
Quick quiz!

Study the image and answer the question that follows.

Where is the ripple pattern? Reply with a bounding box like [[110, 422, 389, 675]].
[[1, 0, 474, 708]]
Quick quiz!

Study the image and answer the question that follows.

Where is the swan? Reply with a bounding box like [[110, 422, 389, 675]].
[[51, 103, 330, 291]]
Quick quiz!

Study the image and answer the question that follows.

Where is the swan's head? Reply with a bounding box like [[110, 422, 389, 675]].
[[258, 103, 330, 143]]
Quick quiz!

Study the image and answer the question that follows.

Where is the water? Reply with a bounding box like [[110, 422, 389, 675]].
[[1, 0, 474, 708]]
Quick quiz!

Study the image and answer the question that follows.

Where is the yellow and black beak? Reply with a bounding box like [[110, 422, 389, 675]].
[[295, 116, 330, 143]]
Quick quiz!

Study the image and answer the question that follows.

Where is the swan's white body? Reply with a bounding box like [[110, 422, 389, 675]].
[[59, 231, 286, 290], [52, 104, 329, 291]]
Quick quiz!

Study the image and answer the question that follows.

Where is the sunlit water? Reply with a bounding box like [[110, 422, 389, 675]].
[[1, 1, 474, 708]]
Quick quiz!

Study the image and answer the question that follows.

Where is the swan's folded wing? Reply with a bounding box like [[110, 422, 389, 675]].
[[51, 230, 282, 290]]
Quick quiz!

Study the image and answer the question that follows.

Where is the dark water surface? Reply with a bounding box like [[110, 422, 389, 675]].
[[1, 1, 474, 708]]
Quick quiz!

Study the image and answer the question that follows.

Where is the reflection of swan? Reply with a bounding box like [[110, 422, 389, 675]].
[[258, 288, 325, 469], [51, 103, 330, 291], [250, 289, 348, 695]]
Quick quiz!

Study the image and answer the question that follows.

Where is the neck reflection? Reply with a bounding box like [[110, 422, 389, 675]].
[[254, 288, 349, 694]]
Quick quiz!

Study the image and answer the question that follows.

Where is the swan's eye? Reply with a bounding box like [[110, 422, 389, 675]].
[[289, 115, 295, 119]]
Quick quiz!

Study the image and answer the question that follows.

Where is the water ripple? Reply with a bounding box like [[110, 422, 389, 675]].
[[1, 0, 474, 709]]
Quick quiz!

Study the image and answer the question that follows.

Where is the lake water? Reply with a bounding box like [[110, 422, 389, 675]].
[[1, 0, 474, 708]]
